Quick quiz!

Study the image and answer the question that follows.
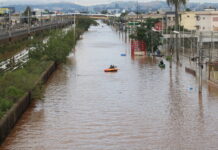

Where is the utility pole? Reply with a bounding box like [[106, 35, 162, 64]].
[[161, 17, 164, 51], [170, 31, 173, 68], [198, 32, 203, 94], [208, 31, 214, 80], [183, 27, 185, 56], [151, 31, 153, 55], [40, 11, 43, 27], [8, 9, 12, 39], [191, 30, 193, 58], [211, 31, 214, 62], [74, 13, 76, 45], [50, 13, 52, 30], [136, 0, 139, 19], [28, 10, 30, 35]]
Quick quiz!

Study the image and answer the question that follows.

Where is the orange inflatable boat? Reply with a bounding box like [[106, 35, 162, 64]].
[[104, 68, 118, 72]]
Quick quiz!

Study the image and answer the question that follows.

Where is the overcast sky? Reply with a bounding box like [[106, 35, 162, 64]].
[[0, 0, 217, 6]]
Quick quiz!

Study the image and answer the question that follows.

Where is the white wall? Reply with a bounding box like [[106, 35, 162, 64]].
[[196, 14, 218, 31]]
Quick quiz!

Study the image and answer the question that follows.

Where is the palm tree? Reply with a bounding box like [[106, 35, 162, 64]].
[[167, 0, 187, 63]]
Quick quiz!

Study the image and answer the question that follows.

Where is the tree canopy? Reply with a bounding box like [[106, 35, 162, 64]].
[[130, 18, 162, 52], [167, 0, 187, 7]]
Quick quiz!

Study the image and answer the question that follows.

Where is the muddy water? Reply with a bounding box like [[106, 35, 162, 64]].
[[1, 22, 218, 150]]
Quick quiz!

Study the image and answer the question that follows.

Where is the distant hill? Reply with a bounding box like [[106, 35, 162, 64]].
[[90, 1, 218, 13], [4, 3, 86, 12], [89, 1, 170, 12], [3, 1, 218, 13]]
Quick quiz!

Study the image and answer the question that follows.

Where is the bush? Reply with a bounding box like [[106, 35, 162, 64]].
[[0, 17, 97, 118], [0, 98, 13, 112], [166, 56, 172, 61], [5, 86, 24, 102], [45, 31, 71, 63]]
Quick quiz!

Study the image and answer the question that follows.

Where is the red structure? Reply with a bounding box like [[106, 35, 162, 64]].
[[154, 21, 164, 31], [131, 40, 146, 56]]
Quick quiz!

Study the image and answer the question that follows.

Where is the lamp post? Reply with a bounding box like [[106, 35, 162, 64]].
[[40, 11, 43, 27], [28, 10, 30, 35], [198, 32, 203, 94], [74, 13, 76, 45], [8, 9, 12, 39]]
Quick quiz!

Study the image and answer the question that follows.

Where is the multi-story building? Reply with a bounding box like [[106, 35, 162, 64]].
[[165, 11, 175, 29], [0, 7, 15, 16], [180, 11, 197, 30], [196, 9, 218, 31]]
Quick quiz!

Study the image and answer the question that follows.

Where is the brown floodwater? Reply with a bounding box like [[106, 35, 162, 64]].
[[1, 21, 218, 150]]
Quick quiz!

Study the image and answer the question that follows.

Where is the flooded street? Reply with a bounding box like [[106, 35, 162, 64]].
[[1, 22, 218, 150]]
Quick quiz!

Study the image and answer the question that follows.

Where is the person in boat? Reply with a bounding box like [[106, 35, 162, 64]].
[[110, 65, 115, 69], [159, 60, 164, 66], [109, 65, 117, 69]]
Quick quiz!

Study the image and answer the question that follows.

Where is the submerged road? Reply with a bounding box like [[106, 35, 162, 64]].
[[1, 21, 218, 150]]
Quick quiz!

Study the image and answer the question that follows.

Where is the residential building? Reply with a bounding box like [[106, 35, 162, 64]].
[[125, 12, 137, 20], [0, 7, 15, 16], [165, 11, 176, 29], [209, 61, 218, 85], [180, 11, 197, 30], [107, 9, 121, 15], [140, 13, 164, 20], [196, 9, 218, 31]]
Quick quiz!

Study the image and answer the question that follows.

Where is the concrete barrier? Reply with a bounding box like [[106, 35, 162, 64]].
[[0, 61, 57, 144]]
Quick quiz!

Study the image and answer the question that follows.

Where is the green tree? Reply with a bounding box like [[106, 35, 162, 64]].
[[23, 6, 32, 16], [185, 8, 191, 11], [167, 0, 187, 62], [130, 18, 162, 53], [45, 31, 71, 63], [5, 86, 24, 102], [22, 6, 32, 24], [101, 10, 108, 14]]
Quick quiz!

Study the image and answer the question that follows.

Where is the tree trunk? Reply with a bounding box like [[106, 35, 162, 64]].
[[175, 3, 179, 63]]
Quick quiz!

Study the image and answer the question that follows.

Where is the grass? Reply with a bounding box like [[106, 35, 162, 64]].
[[0, 17, 97, 119], [0, 29, 59, 62]]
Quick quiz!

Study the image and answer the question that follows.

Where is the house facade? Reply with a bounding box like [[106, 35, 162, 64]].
[[165, 11, 176, 29], [180, 11, 197, 30], [196, 10, 218, 31]]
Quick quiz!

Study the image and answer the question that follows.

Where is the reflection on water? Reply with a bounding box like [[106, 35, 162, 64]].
[[1, 21, 218, 150]]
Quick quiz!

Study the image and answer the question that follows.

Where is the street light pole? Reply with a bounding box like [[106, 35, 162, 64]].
[[8, 10, 12, 39], [41, 11, 43, 27], [28, 10, 30, 35], [50, 13, 52, 30], [183, 27, 185, 56], [74, 13, 76, 45], [198, 32, 203, 94]]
